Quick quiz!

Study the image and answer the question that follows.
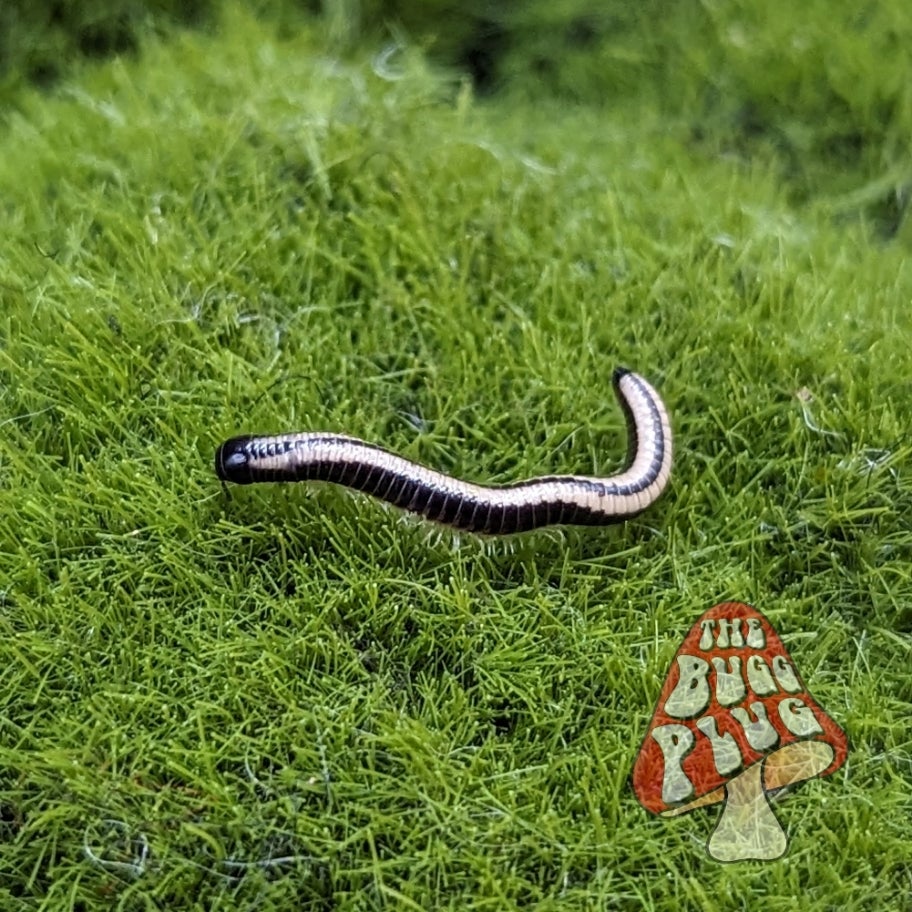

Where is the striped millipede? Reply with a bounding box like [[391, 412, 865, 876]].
[[214, 367, 672, 535]]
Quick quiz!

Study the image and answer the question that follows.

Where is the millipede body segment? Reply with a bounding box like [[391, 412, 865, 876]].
[[215, 368, 672, 535]]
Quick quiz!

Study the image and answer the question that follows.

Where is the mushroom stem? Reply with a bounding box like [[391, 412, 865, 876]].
[[707, 762, 787, 862]]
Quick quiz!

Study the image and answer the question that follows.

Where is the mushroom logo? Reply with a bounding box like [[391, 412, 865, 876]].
[[632, 602, 848, 862]]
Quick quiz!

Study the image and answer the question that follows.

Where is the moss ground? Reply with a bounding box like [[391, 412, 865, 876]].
[[0, 3, 910, 909]]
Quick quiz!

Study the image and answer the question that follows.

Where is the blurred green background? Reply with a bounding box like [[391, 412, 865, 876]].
[[4, 1, 910, 234]]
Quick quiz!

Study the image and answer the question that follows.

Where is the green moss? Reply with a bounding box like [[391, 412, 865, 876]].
[[366, 0, 912, 211], [0, 3, 909, 909], [0, 0, 204, 94]]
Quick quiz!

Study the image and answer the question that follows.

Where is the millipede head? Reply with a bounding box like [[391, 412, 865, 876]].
[[214, 436, 256, 484]]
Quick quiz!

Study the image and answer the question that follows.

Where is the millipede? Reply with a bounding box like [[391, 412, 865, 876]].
[[214, 367, 672, 535]]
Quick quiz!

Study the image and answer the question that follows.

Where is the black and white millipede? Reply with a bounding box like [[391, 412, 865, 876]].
[[214, 367, 672, 535]]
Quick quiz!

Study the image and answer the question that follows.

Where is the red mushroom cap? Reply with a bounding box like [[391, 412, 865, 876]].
[[632, 602, 848, 815]]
